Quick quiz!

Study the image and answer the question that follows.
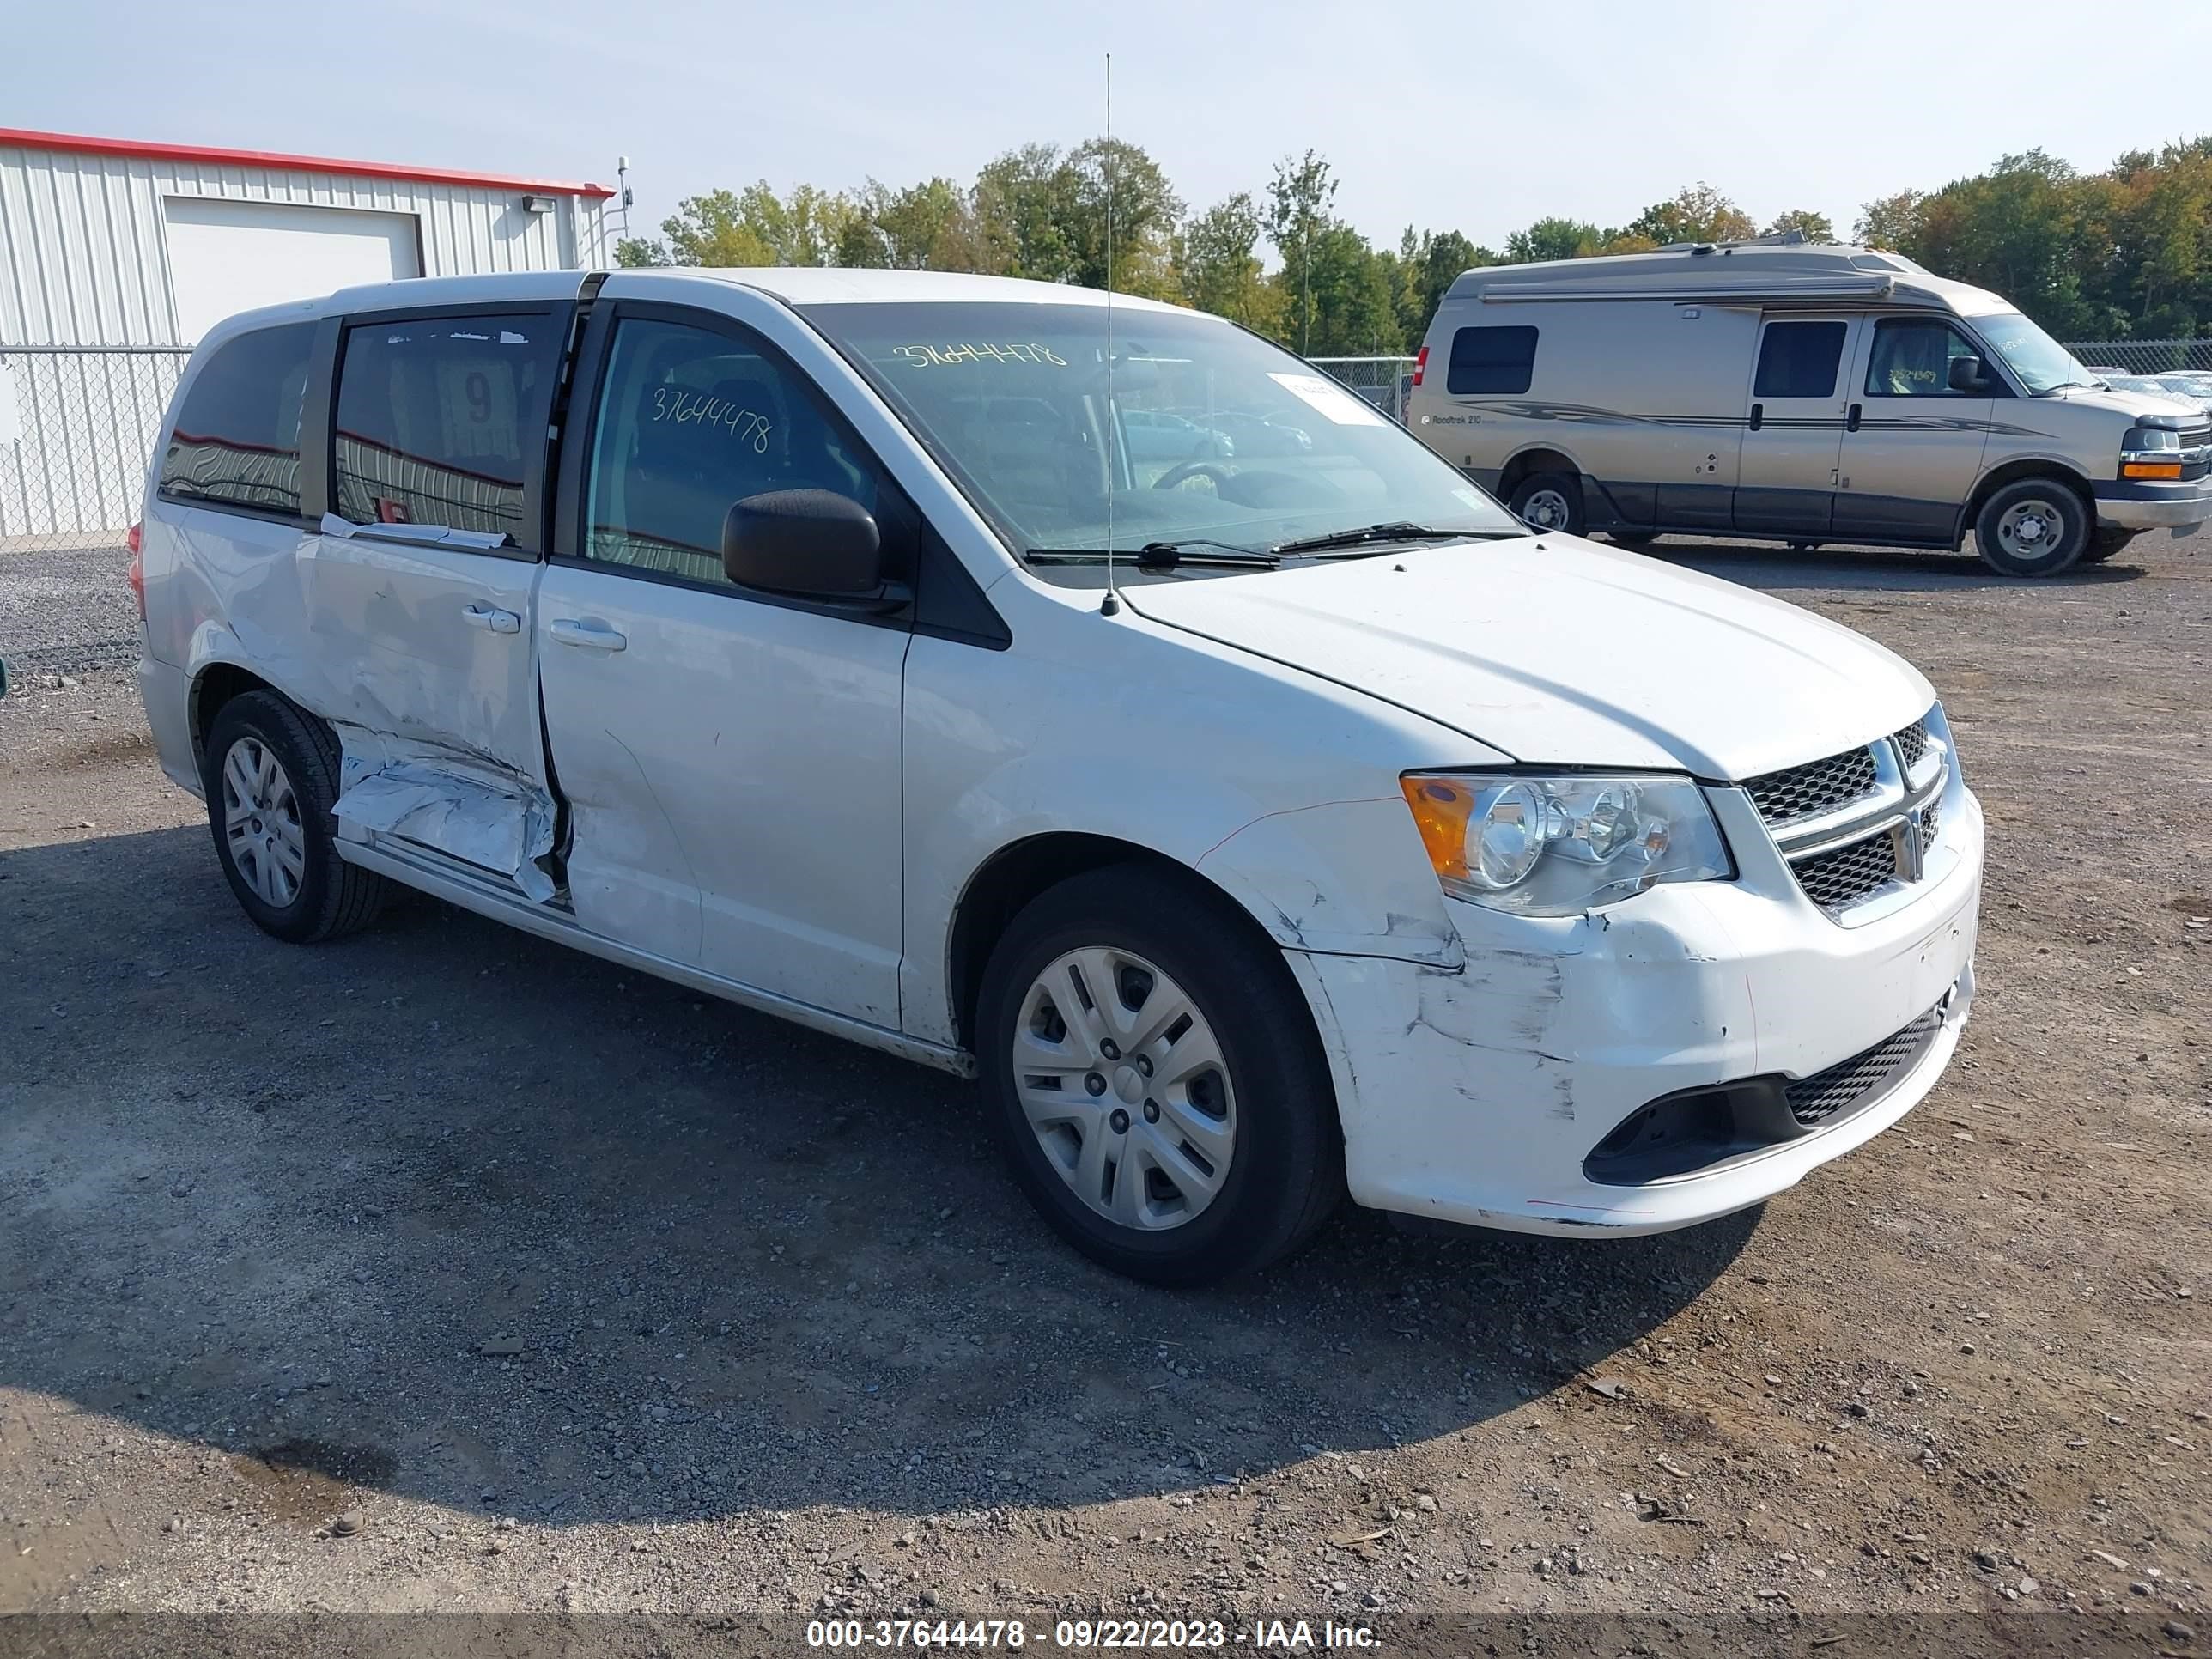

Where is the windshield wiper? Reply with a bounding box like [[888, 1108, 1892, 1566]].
[[1269, 521, 1494, 556], [1023, 539, 1280, 568]]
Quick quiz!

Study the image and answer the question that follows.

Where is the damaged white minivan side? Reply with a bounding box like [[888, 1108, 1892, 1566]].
[[137, 267, 1983, 1285]]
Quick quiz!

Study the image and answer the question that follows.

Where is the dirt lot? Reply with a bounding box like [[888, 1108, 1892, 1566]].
[[0, 531, 2206, 1649]]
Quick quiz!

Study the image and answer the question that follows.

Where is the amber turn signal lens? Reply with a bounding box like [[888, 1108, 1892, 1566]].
[[1400, 776, 1474, 884], [2121, 461, 2184, 479]]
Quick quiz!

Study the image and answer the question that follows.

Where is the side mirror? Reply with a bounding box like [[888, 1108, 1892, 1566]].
[[721, 489, 886, 602], [1948, 355, 1988, 393]]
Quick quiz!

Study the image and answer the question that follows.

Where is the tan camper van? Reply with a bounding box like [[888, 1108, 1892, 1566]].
[[1405, 239, 2211, 576]]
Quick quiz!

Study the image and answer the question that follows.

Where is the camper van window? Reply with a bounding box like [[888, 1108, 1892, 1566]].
[[1753, 321, 1848, 400], [1446, 326, 1539, 396], [1864, 319, 1981, 398]]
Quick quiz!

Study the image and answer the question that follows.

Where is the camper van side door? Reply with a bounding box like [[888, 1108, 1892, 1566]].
[[1734, 315, 1862, 538]]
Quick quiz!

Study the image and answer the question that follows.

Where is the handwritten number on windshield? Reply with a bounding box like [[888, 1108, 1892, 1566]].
[[894, 343, 1069, 368]]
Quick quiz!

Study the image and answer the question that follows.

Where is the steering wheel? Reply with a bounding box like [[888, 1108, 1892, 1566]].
[[1152, 461, 1234, 491]]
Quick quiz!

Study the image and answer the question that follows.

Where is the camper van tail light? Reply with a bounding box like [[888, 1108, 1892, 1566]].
[[1411, 345, 1429, 388], [126, 522, 145, 620]]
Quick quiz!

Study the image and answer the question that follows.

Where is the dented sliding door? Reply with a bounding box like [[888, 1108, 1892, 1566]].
[[305, 302, 571, 896]]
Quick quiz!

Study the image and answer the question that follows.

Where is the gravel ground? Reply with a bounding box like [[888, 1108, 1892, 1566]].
[[0, 541, 136, 683], [0, 530, 2206, 1649]]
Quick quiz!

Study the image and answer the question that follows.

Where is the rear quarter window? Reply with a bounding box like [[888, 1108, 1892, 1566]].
[[332, 313, 561, 538], [157, 322, 317, 515], [1446, 325, 1538, 396]]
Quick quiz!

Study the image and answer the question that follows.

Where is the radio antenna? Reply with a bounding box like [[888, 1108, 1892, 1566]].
[[1100, 52, 1121, 618]]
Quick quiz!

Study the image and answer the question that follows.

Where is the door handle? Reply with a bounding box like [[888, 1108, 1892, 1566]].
[[549, 617, 628, 652], [461, 603, 522, 635], [1747, 403, 1763, 432], [1846, 402, 1863, 432]]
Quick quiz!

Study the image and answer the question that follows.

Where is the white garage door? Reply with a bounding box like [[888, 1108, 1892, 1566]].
[[164, 198, 422, 343]]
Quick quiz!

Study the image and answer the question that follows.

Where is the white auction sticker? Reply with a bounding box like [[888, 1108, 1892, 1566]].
[[1267, 371, 1387, 427]]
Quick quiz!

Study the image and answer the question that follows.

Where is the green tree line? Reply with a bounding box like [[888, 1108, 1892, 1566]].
[[617, 137, 2212, 354]]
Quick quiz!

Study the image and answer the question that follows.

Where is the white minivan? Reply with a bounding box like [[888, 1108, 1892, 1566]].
[[134, 268, 1982, 1284]]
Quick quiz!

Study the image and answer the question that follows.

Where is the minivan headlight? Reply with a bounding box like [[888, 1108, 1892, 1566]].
[[1399, 772, 1733, 916]]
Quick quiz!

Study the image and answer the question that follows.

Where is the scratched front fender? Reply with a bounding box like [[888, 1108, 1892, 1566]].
[[1283, 789, 1983, 1236]]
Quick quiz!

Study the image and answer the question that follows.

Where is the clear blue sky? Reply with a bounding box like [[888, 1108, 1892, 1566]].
[[14, 0, 2209, 255]]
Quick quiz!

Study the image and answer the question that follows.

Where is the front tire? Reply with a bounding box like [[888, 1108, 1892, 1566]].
[[2082, 526, 2137, 564], [1974, 479, 2088, 577], [976, 866, 1343, 1285], [202, 690, 388, 944], [1508, 471, 1584, 536]]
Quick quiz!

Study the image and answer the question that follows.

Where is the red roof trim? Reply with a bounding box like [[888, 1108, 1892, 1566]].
[[0, 126, 615, 201]]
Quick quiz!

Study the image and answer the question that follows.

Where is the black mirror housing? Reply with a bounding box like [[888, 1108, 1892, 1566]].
[[1948, 354, 1987, 392], [721, 489, 884, 600]]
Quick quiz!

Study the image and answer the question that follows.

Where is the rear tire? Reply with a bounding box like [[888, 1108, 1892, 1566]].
[[1508, 472, 1584, 536], [976, 865, 1344, 1286], [2082, 526, 2137, 564], [1974, 478, 2089, 577], [202, 691, 388, 944]]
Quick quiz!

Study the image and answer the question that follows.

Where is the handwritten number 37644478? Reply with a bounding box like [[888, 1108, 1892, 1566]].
[[894, 343, 1068, 368], [651, 386, 773, 454]]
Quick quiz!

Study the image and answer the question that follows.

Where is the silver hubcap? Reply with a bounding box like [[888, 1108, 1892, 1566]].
[[1519, 488, 1571, 531], [1012, 947, 1236, 1231], [1995, 498, 2063, 560], [221, 737, 306, 908]]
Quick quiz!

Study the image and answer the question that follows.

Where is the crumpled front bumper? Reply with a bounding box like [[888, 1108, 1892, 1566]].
[[1285, 781, 1984, 1237]]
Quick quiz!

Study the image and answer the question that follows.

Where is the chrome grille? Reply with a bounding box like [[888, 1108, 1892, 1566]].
[[1893, 720, 1929, 772], [1790, 833, 1902, 911], [1785, 1007, 1943, 1125], [1742, 746, 1877, 825], [1745, 708, 1948, 921]]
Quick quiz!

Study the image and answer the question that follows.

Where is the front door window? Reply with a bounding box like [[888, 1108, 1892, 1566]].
[[1864, 319, 1983, 398], [583, 317, 883, 586]]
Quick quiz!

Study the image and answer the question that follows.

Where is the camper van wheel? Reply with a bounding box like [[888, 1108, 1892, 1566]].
[[1974, 479, 2087, 577], [1509, 473, 1583, 536]]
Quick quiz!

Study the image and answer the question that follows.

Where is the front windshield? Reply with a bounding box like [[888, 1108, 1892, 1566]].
[[1972, 310, 2095, 394], [800, 301, 1520, 556]]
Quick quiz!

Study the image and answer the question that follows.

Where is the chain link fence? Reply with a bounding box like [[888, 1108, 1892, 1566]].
[[1, 346, 188, 552], [2061, 338, 2212, 376], [1309, 356, 1418, 421], [0, 325, 2203, 666], [0, 346, 185, 685]]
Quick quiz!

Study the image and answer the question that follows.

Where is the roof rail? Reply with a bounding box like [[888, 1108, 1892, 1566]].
[[1656, 230, 1813, 252]]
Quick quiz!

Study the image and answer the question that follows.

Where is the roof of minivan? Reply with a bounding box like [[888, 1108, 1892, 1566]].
[[684, 267, 1195, 313], [1444, 242, 2012, 316], [307, 266, 1197, 320]]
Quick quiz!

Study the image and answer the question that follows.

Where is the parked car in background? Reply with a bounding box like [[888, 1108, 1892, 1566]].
[[1405, 239, 2211, 574], [2147, 372, 2212, 412], [137, 267, 1982, 1285], [2102, 374, 2194, 403], [1158, 407, 1312, 458], [1121, 408, 1228, 465]]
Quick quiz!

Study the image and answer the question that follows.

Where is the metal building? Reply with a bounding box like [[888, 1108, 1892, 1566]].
[[0, 126, 613, 545]]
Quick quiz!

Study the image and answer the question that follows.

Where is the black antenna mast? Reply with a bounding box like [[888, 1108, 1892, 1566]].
[[1100, 52, 1121, 617]]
